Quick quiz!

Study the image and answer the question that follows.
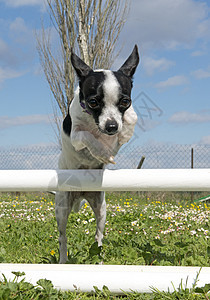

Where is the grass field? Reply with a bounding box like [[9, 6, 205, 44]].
[[0, 191, 209, 299]]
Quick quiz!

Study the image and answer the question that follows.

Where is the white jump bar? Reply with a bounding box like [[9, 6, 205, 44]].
[[0, 264, 209, 294], [0, 169, 210, 192]]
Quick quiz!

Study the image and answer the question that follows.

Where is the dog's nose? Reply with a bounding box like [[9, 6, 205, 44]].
[[105, 119, 118, 135]]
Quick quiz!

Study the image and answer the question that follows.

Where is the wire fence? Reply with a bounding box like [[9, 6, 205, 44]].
[[0, 144, 210, 170]]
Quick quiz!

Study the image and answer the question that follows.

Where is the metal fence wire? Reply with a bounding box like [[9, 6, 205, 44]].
[[0, 144, 210, 170]]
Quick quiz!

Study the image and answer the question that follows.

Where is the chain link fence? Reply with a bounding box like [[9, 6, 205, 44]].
[[112, 144, 210, 169], [0, 145, 60, 170], [0, 144, 210, 170]]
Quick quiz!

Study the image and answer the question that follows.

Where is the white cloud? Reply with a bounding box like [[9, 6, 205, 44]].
[[199, 136, 210, 145], [0, 18, 36, 84], [155, 75, 189, 89], [142, 56, 175, 76], [122, 0, 210, 51], [0, 114, 52, 130], [0, 39, 9, 56], [191, 68, 210, 79], [0, 0, 47, 8], [191, 50, 206, 57], [169, 111, 210, 124], [0, 38, 16, 67], [0, 67, 25, 83], [9, 17, 28, 33], [9, 17, 35, 47]]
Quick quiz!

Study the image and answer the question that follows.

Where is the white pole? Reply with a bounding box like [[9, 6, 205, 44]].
[[0, 169, 210, 192], [0, 264, 209, 294]]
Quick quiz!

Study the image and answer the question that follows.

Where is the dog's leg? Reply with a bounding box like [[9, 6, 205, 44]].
[[55, 191, 72, 264], [71, 130, 115, 164], [86, 192, 106, 246], [118, 105, 138, 145]]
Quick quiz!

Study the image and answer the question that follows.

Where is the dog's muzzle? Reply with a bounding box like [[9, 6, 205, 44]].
[[104, 119, 119, 135]]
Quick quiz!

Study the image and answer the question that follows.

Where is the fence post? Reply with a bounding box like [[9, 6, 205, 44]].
[[191, 148, 194, 169], [137, 156, 145, 197], [137, 156, 145, 169], [191, 148, 194, 202]]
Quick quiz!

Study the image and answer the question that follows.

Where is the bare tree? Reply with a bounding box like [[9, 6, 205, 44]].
[[37, 0, 130, 122]]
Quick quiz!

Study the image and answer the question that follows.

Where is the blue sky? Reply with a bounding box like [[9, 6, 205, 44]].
[[0, 0, 210, 148]]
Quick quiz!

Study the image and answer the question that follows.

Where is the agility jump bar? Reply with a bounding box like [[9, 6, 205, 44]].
[[0, 169, 210, 192]]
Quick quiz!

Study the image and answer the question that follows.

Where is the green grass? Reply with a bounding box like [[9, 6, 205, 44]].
[[0, 192, 209, 266], [0, 192, 209, 299]]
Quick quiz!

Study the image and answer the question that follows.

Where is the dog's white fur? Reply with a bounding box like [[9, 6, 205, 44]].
[[55, 48, 139, 264]]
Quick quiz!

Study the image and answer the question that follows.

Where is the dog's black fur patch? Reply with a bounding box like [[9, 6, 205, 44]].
[[113, 71, 133, 95], [63, 112, 72, 136], [79, 72, 106, 125]]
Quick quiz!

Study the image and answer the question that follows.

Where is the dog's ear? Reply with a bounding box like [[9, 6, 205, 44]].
[[71, 51, 92, 79], [118, 45, 139, 78]]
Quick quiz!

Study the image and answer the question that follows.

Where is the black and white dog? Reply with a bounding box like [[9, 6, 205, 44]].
[[55, 45, 139, 263]]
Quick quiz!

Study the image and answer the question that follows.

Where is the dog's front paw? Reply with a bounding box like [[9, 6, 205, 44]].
[[118, 105, 137, 145], [90, 147, 116, 165], [95, 152, 116, 165], [118, 131, 131, 145]]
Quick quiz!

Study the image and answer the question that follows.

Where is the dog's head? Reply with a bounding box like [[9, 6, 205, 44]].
[[71, 45, 139, 135]]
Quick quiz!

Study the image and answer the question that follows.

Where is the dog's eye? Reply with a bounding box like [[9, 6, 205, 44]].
[[119, 97, 131, 109], [87, 98, 99, 109]]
